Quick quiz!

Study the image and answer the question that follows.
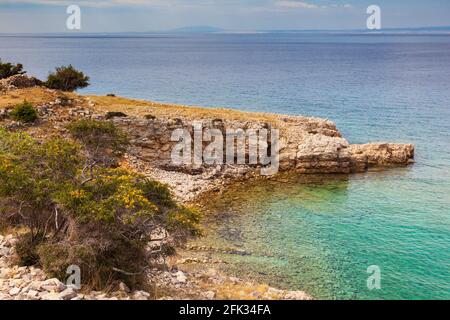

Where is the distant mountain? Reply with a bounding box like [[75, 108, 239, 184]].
[[383, 26, 450, 31], [260, 26, 450, 34], [170, 26, 224, 34]]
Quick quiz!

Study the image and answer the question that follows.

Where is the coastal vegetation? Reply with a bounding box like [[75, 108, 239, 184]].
[[10, 101, 38, 123], [105, 111, 128, 119], [44, 65, 90, 92], [0, 118, 200, 289]]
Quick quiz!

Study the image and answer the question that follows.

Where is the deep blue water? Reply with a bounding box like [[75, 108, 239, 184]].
[[1, 33, 449, 299]]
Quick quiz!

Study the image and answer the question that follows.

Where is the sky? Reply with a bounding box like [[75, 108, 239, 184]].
[[0, 0, 449, 33]]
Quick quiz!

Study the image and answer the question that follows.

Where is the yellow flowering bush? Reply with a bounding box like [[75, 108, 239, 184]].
[[0, 125, 201, 289]]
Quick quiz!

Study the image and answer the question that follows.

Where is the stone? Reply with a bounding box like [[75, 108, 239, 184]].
[[204, 268, 218, 278], [0, 75, 41, 91], [41, 278, 66, 292], [0, 247, 10, 256], [9, 287, 21, 296], [229, 277, 240, 284], [41, 292, 64, 300], [267, 287, 283, 296], [26, 290, 39, 300], [58, 287, 78, 300], [0, 293, 11, 300], [118, 282, 130, 293], [173, 271, 187, 283], [284, 290, 311, 300], [132, 290, 150, 300], [349, 143, 415, 172], [201, 291, 215, 300]]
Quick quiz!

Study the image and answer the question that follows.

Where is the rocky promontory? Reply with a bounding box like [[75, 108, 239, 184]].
[[0, 77, 414, 202], [0, 76, 415, 300]]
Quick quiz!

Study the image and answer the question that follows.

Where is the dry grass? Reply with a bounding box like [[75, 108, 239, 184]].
[[87, 94, 289, 124], [0, 87, 78, 109], [1, 87, 316, 129]]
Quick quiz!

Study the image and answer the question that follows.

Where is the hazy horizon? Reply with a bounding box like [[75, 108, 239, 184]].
[[1, 1, 450, 33], [1, 25, 450, 36]]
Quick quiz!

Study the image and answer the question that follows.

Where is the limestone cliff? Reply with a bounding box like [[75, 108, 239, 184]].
[[109, 110, 414, 175]]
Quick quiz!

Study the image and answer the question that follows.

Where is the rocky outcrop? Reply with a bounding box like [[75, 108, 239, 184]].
[[0, 75, 42, 92], [112, 114, 414, 176], [349, 143, 415, 172]]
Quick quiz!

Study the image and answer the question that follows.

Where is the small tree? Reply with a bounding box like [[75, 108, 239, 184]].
[[0, 128, 81, 243], [10, 101, 38, 123], [0, 59, 26, 79], [45, 65, 89, 92], [67, 120, 129, 183], [0, 127, 200, 289]]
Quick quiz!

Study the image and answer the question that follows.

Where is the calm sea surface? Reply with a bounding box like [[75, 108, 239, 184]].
[[1, 33, 449, 299]]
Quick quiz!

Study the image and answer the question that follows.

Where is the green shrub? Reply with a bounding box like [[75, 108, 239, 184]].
[[37, 242, 98, 284], [10, 101, 38, 123], [139, 179, 176, 208], [0, 129, 81, 245], [37, 232, 148, 289], [14, 233, 43, 266], [144, 114, 156, 120], [105, 111, 127, 119], [0, 59, 26, 79], [0, 126, 200, 289], [67, 119, 129, 168], [45, 65, 89, 92], [168, 206, 202, 238]]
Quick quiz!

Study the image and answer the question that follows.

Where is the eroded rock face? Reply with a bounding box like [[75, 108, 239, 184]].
[[348, 143, 415, 172], [113, 115, 414, 175], [290, 134, 351, 173]]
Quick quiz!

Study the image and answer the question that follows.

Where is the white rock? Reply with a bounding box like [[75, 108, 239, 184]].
[[41, 292, 63, 300], [9, 287, 21, 296], [58, 287, 78, 300], [174, 271, 187, 283], [229, 277, 240, 284], [118, 282, 130, 293], [0, 247, 10, 257], [284, 290, 310, 300], [26, 290, 39, 300], [0, 293, 11, 300], [41, 278, 66, 292], [201, 291, 215, 300], [132, 290, 150, 300], [204, 268, 219, 278]]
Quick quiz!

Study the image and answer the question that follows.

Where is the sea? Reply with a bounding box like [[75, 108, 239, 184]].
[[1, 32, 449, 299]]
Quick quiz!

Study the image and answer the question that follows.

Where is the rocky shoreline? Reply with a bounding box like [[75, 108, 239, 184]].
[[0, 234, 311, 300], [0, 75, 415, 300]]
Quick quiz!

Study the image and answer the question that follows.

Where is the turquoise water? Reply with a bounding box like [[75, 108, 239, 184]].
[[195, 170, 450, 299], [1, 33, 449, 299]]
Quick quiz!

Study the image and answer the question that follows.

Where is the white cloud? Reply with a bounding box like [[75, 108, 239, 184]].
[[0, 0, 354, 10], [274, 1, 353, 10], [275, 1, 320, 9], [0, 0, 176, 7]]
